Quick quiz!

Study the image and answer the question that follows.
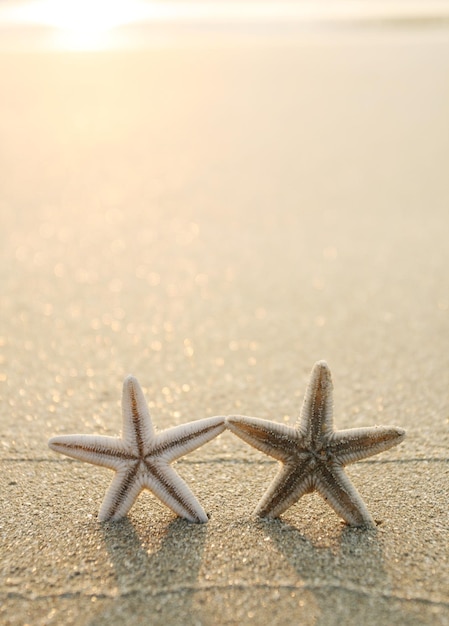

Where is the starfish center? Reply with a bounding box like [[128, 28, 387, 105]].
[[304, 445, 335, 469]]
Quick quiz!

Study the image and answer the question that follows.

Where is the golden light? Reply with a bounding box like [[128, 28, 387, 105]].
[[6, 1, 449, 52], [11, 0, 152, 50]]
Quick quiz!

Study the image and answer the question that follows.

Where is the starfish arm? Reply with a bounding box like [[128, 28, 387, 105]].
[[298, 360, 334, 442], [315, 463, 375, 527], [48, 435, 133, 470], [121, 376, 155, 452], [143, 460, 208, 523], [328, 426, 406, 465], [152, 416, 226, 462], [255, 459, 314, 518], [98, 463, 143, 521], [226, 416, 299, 462]]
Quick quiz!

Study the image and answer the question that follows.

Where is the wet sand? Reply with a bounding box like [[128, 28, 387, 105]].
[[1, 27, 449, 625]]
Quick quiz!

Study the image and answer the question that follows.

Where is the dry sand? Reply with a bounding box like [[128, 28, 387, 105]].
[[1, 26, 448, 626]]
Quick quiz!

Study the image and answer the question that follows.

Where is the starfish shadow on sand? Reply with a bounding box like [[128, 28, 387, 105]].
[[88, 517, 207, 626], [260, 517, 421, 626]]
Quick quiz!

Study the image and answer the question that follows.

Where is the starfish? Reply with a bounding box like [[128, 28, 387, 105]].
[[227, 361, 405, 527], [48, 376, 225, 523]]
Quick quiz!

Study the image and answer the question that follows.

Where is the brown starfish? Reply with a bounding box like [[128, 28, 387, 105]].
[[227, 361, 405, 526]]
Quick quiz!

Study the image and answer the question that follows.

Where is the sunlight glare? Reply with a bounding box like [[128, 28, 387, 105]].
[[13, 0, 151, 50], [7, 1, 449, 51]]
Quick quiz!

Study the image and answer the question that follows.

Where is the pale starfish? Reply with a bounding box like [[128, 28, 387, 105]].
[[48, 376, 225, 523], [227, 361, 405, 527]]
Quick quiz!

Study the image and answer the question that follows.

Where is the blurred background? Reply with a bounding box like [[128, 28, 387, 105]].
[[1, 1, 447, 51], [1, 0, 448, 436]]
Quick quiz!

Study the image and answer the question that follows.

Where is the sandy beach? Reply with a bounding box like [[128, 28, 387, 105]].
[[1, 20, 449, 626]]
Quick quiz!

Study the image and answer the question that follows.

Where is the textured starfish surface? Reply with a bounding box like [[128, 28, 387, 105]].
[[227, 361, 406, 527], [49, 376, 225, 522]]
